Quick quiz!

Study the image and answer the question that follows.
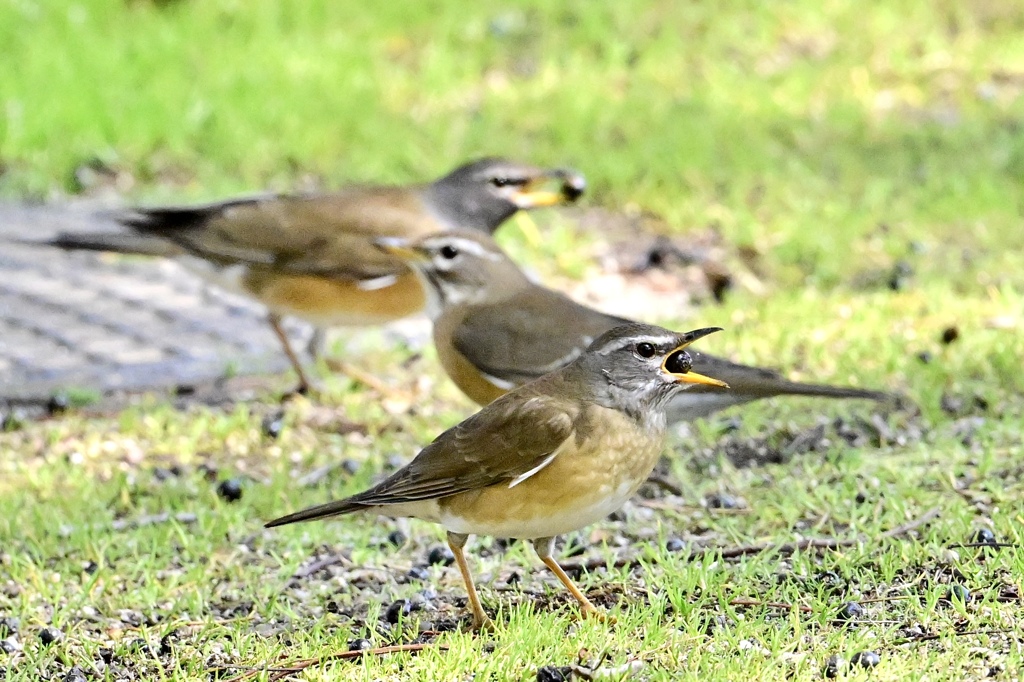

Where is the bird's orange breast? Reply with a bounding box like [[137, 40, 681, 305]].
[[242, 270, 426, 327]]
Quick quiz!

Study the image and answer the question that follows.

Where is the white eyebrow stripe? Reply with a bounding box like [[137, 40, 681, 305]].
[[603, 335, 678, 354]]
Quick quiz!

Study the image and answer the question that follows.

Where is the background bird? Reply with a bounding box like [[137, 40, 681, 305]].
[[29, 158, 586, 393], [266, 324, 727, 629], [375, 230, 891, 422]]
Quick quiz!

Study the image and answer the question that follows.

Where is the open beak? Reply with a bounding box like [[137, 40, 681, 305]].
[[511, 169, 586, 208], [662, 327, 730, 388], [373, 236, 427, 262]]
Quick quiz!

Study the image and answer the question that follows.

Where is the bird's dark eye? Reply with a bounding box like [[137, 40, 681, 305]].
[[439, 245, 459, 260], [664, 350, 693, 374], [635, 342, 656, 359], [490, 176, 525, 188]]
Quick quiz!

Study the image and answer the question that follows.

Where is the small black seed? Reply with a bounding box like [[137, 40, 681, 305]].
[[47, 393, 70, 416], [946, 584, 971, 602], [971, 528, 997, 545], [815, 571, 845, 590], [407, 565, 430, 581], [836, 601, 864, 621], [426, 546, 455, 566], [940, 326, 960, 345], [824, 654, 844, 678], [174, 384, 196, 397], [385, 599, 411, 625], [216, 478, 244, 503], [665, 537, 686, 552], [505, 570, 521, 585], [387, 530, 407, 547], [706, 492, 740, 509], [63, 666, 87, 682], [82, 561, 98, 574], [159, 634, 174, 657], [854, 491, 868, 504], [98, 647, 114, 664], [916, 351, 932, 364], [261, 412, 285, 439], [325, 601, 341, 614], [124, 638, 149, 654], [850, 650, 881, 669], [493, 538, 513, 552], [536, 665, 571, 682], [39, 627, 63, 645], [348, 638, 373, 652]]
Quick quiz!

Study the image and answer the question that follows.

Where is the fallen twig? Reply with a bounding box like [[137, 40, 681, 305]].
[[728, 598, 813, 613], [290, 553, 351, 579], [219, 642, 445, 681]]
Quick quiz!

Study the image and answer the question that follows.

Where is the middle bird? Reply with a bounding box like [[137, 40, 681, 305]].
[[376, 230, 890, 421]]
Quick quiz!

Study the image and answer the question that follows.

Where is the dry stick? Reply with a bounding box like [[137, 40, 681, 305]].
[[561, 506, 942, 576], [728, 598, 814, 613], [221, 643, 445, 682], [291, 553, 350, 579]]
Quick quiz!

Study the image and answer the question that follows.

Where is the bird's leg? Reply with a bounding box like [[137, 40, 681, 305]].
[[268, 313, 314, 395], [324, 357, 410, 400], [447, 531, 493, 632], [533, 536, 611, 622]]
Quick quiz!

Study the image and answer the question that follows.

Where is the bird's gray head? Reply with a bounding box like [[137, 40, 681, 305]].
[[373, 231, 530, 317], [424, 158, 585, 232], [575, 324, 728, 421]]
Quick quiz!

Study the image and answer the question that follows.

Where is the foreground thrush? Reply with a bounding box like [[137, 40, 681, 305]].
[[376, 231, 889, 420], [266, 323, 728, 629], [36, 158, 585, 393]]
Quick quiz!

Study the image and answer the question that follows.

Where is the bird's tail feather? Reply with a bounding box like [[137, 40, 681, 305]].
[[264, 498, 368, 528], [20, 231, 182, 257]]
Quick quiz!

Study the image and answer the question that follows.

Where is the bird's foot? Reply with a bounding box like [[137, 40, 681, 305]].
[[579, 605, 615, 624], [470, 614, 495, 633]]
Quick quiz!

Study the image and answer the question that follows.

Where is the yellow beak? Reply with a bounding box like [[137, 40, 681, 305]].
[[374, 236, 426, 262], [511, 171, 586, 208]]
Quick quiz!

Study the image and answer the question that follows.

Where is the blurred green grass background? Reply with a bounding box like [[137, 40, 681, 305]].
[[4, 1, 1023, 286]]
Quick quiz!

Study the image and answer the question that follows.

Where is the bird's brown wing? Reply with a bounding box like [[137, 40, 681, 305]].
[[452, 288, 628, 385], [265, 385, 578, 526], [359, 386, 577, 503], [119, 188, 440, 281]]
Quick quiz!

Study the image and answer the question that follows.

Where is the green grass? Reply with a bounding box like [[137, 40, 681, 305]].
[[2, 0, 1024, 679]]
